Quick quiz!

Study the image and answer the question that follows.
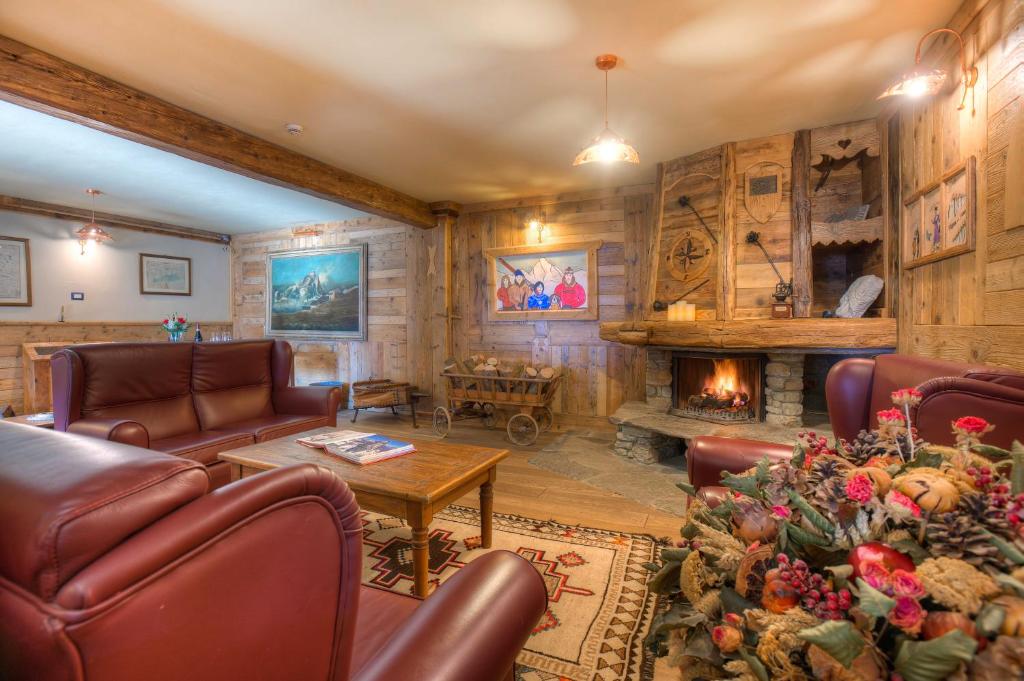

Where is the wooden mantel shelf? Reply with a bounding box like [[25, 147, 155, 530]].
[[598, 318, 897, 350]]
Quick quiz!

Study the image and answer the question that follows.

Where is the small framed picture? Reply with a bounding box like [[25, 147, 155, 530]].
[[140, 253, 192, 296], [902, 156, 975, 269], [0, 236, 32, 306]]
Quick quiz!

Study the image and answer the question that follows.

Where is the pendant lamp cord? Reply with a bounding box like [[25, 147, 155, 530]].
[[604, 70, 609, 129]]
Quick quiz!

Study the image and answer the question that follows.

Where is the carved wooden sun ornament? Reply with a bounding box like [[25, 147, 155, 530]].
[[667, 229, 713, 283]]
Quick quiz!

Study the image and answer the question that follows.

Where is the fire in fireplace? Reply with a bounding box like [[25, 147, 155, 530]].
[[671, 353, 764, 423]]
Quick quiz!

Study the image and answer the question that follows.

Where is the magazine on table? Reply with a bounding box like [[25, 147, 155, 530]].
[[296, 430, 415, 465]]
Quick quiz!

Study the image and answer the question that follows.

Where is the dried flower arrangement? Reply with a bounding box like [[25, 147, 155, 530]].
[[647, 388, 1024, 680]]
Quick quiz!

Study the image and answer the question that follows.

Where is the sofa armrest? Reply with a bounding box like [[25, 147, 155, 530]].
[[66, 418, 150, 449], [825, 357, 876, 443], [353, 551, 547, 681], [273, 385, 345, 421], [688, 436, 793, 490], [914, 376, 1024, 449]]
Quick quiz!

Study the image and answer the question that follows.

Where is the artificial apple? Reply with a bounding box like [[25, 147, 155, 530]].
[[848, 542, 915, 578], [922, 611, 986, 651]]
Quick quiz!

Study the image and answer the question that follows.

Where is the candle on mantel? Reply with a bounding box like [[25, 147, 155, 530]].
[[685, 303, 696, 321], [667, 300, 696, 321]]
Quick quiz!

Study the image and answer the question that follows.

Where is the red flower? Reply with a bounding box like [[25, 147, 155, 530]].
[[877, 408, 905, 425], [162, 319, 169, 325], [860, 560, 892, 592], [891, 569, 925, 598], [845, 474, 875, 504], [885, 490, 922, 518], [771, 505, 792, 519], [891, 387, 924, 408], [953, 416, 992, 436], [177, 316, 186, 324], [712, 625, 742, 653], [888, 595, 926, 634]]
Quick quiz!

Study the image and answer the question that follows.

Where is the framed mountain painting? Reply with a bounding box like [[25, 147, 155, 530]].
[[0, 236, 31, 306], [266, 244, 367, 340]]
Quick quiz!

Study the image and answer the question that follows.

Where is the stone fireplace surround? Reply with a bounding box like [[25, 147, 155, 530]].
[[612, 348, 821, 464]]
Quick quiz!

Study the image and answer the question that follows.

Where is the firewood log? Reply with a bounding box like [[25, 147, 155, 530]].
[[539, 367, 556, 380]]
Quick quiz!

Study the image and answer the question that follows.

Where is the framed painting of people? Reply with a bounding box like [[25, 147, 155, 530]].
[[0, 236, 31, 306], [139, 253, 192, 295], [902, 156, 975, 269], [266, 244, 367, 340], [483, 241, 601, 321]]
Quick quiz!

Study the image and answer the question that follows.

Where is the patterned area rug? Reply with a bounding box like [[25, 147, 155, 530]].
[[361, 506, 660, 681]]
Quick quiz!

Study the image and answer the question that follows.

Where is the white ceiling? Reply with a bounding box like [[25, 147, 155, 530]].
[[0, 0, 961, 207], [0, 99, 368, 234]]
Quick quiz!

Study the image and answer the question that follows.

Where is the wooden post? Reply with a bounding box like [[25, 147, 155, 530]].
[[791, 129, 813, 317], [430, 202, 461, 408], [717, 143, 737, 320]]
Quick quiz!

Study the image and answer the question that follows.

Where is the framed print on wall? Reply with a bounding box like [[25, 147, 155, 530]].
[[140, 253, 192, 295], [0, 236, 32, 306], [266, 244, 367, 340], [902, 156, 976, 269], [483, 240, 602, 321]]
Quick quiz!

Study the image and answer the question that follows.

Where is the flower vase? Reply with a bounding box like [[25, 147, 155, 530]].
[[168, 330, 184, 342]]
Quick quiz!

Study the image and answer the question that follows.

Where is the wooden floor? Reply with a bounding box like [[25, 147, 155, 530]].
[[343, 409, 682, 539]]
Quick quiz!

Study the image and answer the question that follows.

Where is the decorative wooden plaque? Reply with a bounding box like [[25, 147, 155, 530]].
[[743, 161, 784, 223], [666, 229, 713, 284]]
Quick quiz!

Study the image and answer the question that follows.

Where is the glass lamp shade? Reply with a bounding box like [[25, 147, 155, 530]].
[[76, 222, 113, 253], [573, 127, 640, 166], [878, 67, 947, 100]]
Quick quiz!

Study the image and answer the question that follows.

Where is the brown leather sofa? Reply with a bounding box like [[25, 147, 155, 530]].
[[0, 424, 547, 681], [51, 340, 346, 488], [688, 353, 1024, 492]]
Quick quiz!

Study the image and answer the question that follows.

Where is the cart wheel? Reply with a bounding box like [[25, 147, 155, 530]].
[[432, 407, 452, 438], [507, 413, 539, 446], [536, 406, 554, 433]]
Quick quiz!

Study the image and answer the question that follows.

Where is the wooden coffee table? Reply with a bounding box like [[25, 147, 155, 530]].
[[218, 427, 508, 597]]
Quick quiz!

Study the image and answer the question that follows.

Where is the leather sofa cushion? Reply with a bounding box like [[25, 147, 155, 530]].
[[151, 430, 255, 466], [351, 586, 420, 677], [75, 343, 200, 440], [192, 341, 275, 430], [215, 414, 326, 443], [0, 424, 207, 599]]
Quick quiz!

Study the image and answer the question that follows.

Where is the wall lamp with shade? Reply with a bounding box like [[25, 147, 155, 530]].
[[75, 188, 113, 255], [573, 54, 639, 166], [878, 28, 978, 110]]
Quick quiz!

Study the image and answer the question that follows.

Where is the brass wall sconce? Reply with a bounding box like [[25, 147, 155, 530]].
[[878, 28, 977, 111], [528, 216, 546, 243]]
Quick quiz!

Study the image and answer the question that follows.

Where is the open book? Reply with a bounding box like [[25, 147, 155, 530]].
[[296, 430, 415, 465]]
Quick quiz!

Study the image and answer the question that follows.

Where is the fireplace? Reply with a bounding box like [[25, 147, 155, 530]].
[[670, 353, 764, 424]]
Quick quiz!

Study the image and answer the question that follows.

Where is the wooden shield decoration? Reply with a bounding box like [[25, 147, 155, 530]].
[[743, 161, 784, 223]]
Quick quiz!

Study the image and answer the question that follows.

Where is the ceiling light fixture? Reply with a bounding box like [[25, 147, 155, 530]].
[[75, 188, 113, 255], [878, 28, 977, 110], [285, 123, 305, 135], [573, 54, 639, 167]]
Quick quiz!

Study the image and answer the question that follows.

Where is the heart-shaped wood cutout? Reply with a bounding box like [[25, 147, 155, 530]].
[[838, 138, 851, 149]]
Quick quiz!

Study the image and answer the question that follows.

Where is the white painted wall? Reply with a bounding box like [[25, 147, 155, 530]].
[[0, 212, 231, 322]]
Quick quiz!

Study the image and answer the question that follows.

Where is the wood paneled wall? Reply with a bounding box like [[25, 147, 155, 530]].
[[452, 185, 654, 425], [231, 216, 436, 391], [0, 321, 231, 414], [892, 0, 1024, 369]]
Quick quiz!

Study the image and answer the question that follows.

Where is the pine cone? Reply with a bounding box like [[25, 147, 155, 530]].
[[840, 430, 893, 465], [960, 492, 1013, 538], [763, 462, 809, 505], [925, 512, 1005, 574], [806, 457, 851, 515]]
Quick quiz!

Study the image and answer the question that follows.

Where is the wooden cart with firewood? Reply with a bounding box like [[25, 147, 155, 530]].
[[433, 356, 562, 446]]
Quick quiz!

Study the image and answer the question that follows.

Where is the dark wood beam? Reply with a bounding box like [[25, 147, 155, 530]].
[[791, 129, 812, 317], [0, 35, 437, 229], [0, 194, 230, 244]]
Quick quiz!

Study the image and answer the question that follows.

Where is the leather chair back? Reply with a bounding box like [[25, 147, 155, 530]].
[[191, 341, 276, 430], [0, 423, 364, 681], [827, 353, 1024, 446], [52, 343, 200, 440]]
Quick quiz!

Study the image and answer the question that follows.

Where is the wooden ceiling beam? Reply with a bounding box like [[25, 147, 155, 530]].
[[0, 35, 437, 229], [0, 194, 231, 244]]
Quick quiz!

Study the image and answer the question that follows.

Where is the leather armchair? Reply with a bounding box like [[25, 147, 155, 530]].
[[688, 353, 1024, 493], [0, 424, 547, 681]]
